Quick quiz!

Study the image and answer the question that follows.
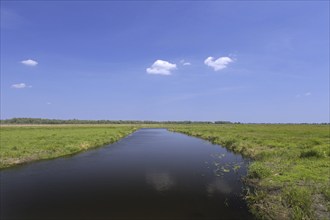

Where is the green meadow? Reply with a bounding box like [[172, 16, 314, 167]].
[[0, 123, 329, 219], [0, 125, 137, 168]]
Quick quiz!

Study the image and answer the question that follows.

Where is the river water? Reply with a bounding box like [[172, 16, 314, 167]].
[[0, 128, 253, 220]]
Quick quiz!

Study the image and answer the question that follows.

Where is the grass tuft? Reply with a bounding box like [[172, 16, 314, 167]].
[[284, 187, 313, 219], [248, 162, 272, 179]]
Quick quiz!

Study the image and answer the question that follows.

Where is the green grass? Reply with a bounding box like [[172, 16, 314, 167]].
[[0, 124, 137, 168], [166, 124, 330, 219]]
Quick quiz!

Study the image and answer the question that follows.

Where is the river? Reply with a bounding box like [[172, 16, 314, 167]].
[[0, 128, 253, 220]]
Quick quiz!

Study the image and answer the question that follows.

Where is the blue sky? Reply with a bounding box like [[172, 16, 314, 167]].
[[1, 1, 329, 123]]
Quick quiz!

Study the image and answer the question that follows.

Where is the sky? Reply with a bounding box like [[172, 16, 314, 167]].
[[1, 1, 329, 123]]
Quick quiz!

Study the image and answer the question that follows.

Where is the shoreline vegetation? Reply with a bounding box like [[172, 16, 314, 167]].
[[0, 125, 138, 169], [1, 120, 329, 219]]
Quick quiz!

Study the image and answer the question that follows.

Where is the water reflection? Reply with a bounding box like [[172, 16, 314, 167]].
[[145, 170, 175, 192], [207, 178, 232, 196]]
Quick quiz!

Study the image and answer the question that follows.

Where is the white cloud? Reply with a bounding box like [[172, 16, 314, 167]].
[[46, 102, 52, 105], [21, 59, 38, 66], [204, 56, 233, 71], [11, 83, 31, 89], [146, 60, 177, 75], [180, 59, 191, 66], [296, 92, 312, 98]]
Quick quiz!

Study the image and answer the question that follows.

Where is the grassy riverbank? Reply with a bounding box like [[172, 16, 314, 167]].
[[0, 125, 137, 168], [167, 124, 330, 219]]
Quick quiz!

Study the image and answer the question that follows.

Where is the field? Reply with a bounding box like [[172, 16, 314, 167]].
[[167, 124, 330, 220], [0, 125, 137, 168], [0, 123, 329, 219]]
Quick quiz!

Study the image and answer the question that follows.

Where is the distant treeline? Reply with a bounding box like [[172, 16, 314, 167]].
[[0, 118, 234, 125], [0, 118, 328, 125]]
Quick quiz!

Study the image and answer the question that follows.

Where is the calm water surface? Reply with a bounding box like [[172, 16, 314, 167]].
[[1, 129, 253, 220]]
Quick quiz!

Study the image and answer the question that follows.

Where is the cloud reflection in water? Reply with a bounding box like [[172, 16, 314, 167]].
[[207, 178, 232, 196], [146, 171, 175, 192]]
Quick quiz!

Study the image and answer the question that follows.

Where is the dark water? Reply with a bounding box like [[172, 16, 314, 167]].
[[0, 129, 253, 220]]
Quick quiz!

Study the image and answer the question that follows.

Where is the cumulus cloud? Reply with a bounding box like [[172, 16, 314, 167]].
[[204, 56, 233, 71], [21, 59, 38, 66], [146, 60, 177, 75], [11, 83, 31, 89]]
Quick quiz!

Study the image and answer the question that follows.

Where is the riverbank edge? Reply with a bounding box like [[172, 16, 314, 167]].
[[167, 128, 329, 220], [0, 127, 138, 170]]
